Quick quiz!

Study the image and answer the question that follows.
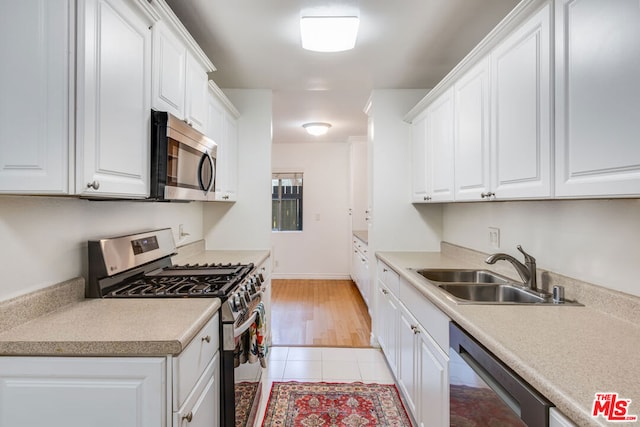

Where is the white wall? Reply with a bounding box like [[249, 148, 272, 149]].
[[0, 196, 203, 301], [442, 199, 640, 297], [204, 90, 272, 250], [368, 90, 443, 253], [271, 141, 351, 279]]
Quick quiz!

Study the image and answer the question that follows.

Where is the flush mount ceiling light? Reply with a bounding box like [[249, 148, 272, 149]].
[[303, 122, 332, 136], [300, 16, 359, 52]]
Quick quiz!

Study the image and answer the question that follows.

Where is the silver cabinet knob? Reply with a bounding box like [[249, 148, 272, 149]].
[[201, 335, 211, 343], [382, 289, 389, 295], [423, 195, 432, 201], [481, 191, 496, 199], [86, 180, 100, 190], [182, 412, 193, 423]]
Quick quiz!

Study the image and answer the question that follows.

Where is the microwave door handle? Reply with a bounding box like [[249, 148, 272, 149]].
[[198, 152, 214, 195]]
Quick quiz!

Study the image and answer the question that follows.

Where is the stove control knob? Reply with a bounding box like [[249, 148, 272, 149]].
[[248, 281, 257, 294], [238, 295, 248, 310]]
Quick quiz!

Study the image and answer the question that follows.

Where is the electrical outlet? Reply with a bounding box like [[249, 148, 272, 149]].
[[488, 227, 500, 249]]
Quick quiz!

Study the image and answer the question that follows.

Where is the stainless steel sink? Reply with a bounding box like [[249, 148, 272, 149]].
[[416, 269, 511, 284], [437, 283, 548, 304], [413, 268, 560, 305]]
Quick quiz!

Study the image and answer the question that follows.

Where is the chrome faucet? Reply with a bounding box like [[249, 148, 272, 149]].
[[485, 245, 537, 291]]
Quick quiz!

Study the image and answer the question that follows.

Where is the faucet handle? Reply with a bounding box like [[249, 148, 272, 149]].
[[516, 245, 536, 263]]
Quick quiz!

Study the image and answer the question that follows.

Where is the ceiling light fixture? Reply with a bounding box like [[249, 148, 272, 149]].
[[300, 16, 359, 52], [303, 122, 332, 136]]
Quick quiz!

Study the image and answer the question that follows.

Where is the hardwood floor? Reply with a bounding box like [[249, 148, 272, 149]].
[[270, 279, 372, 347]]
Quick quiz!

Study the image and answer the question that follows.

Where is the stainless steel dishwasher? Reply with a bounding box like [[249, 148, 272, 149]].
[[449, 322, 552, 426]]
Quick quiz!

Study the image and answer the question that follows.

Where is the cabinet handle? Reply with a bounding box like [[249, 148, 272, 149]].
[[86, 180, 100, 190], [481, 191, 496, 199], [201, 335, 211, 343], [383, 268, 388, 272], [182, 412, 193, 423], [410, 325, 420, 334], [423, 196, 432, 201], [223, 195, 230, 200], [382, 289, 389, 295]]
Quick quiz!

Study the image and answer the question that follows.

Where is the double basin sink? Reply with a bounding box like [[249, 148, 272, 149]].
[[414, 269, 560, 305]]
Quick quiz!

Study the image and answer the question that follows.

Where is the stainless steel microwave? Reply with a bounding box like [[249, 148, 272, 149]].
[[150, 110, 217, 201]]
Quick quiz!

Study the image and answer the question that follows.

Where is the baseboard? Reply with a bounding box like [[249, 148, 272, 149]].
[[271, 273, 352, 280]]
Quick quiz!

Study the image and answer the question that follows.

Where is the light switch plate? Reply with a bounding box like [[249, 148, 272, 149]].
[[488, 227, 500, 249]]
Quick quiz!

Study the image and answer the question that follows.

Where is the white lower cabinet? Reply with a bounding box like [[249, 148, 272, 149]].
[[0, 314, 220, 427], [174, 354, 219, 427], [351, 236, 370, 310], [376, 261, 450, 427], [0, 357, 165, 427], [377, 280, 399, 376], [416, 324, 449, 427]]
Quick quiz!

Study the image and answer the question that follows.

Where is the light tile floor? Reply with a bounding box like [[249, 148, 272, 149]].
[[254, 346, 395, 426]]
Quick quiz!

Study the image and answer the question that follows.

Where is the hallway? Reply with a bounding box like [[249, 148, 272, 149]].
[[270, 279, 372, 347]]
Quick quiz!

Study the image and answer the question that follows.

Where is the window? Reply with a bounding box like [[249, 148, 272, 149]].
[[272, 172, 303, 231]]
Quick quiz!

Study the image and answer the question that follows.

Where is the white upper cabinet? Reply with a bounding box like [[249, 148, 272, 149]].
[[207, 83, 239, 202], [151, 20, 186, 119], [555, 0, 640, 197], [76, 0, 154, 198], [412, 88, 455, 203], [0, 0, 72, 194], [454, 57, 491, 201], [426, 88, 455, 202], [490, 3, 552, 199], [151, 6, 212, 135], [185, 54, 209, 134], [411, 114, 429, 202]]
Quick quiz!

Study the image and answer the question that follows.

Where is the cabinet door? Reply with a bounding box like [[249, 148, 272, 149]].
[[185, 53, 208, 134], [454, 57, 491, 201], [397, 308, 418, 417], [0, 0, 71, 194], [174, 355, 219, 427], [411, 114, 429, 202], [77, 0, 152, 198], [152, 20, 186, 119], [555, 0, 640, 197], [377, 283, 399, 376], [221, 114, 238, 200], [0, 357, 165, 427], [426, 88, 455, 202], [417, 326, 449, 427], [491, 3, 551, 199]]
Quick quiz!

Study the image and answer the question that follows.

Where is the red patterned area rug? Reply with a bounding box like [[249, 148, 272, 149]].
[[261, 381, 412, 426]]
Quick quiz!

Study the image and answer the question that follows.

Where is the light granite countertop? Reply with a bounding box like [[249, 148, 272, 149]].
[[0, 246, 270, 357], [377, 250, 640, 427], [0, 298, 220, 356]]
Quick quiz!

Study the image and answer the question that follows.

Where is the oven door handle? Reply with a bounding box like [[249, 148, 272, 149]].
[[234, 311, 258, 338]]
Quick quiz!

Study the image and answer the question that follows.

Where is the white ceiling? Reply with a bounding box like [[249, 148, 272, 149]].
[[165, 0, 520, 144]]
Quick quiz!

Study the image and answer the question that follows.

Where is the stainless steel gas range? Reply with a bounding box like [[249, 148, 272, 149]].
[[87, 228, 265, 427]]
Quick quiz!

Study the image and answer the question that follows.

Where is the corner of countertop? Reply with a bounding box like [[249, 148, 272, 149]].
[[0, 277, 85, 334]]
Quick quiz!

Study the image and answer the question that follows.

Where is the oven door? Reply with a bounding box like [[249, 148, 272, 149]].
[[449, 323, 551, 427], [220, 300, 265, 427]]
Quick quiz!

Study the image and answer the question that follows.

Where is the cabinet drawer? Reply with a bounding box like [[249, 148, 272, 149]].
[[173, 312, 219, 411], [377, 261, 399, 295], [174, 353, 219, 427], [399, 277, 449, 352]]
